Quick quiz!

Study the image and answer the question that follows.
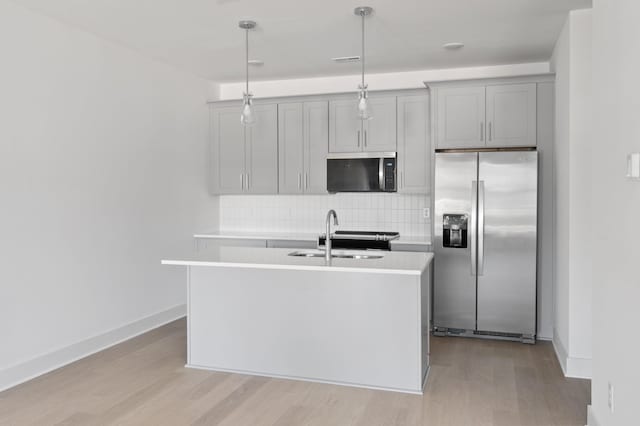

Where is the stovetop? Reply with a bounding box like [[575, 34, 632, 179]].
[[318, 230, 400, 250]]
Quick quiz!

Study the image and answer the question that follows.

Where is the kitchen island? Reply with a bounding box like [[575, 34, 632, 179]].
[[162, 247, 433, 394]]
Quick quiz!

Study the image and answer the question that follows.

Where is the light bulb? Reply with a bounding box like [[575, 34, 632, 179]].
[[241, 93, 256, 126], [357, 87, 373, 120]]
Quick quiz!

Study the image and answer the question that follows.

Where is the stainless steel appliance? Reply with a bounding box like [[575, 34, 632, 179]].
[[327, 154, 396, 193], [318, 230, 400, 251], [433, 150, 538, 343]]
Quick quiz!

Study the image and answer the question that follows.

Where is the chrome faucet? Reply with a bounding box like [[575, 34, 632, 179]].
[[325, 209, 339, 261]]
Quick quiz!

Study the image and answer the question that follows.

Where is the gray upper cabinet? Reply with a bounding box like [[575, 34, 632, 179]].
[[329, 99, 360, 153], [278, 101, 328, 194], [436, 86, 486, 149], [485, 83, 537, 147], [246, 104, 278, 193], [329, 96, 397, 153], [435, 83, 537, 149], [397, 95, 430, 194], [304, 101, 329, 193], [278, 103, 305, 194], [364, 97, 397, 152], [211, 106, 245, 194], [210, 104, 278, 194]]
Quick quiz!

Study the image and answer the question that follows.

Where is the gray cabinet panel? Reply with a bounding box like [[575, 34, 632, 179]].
[[397, 95, 429, 194], [364, 96, 397, 152], [436, 86, 486, 149], [278, 103, 305, 194], [304, 101, 328, 194], [486, 83, 537, 147], [246, 104, 278, 194], [211, 106, 245, 194], [329, 99, 360, 153]]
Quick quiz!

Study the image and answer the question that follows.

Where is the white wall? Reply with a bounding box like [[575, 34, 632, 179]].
[[550, 9, 593, 379], [217, 62, 551, 100], [0, 1, 216, 390], [589, 1, 640, 424]]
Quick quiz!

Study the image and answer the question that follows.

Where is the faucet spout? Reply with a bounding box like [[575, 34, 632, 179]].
[[325, 209, 339, 261]]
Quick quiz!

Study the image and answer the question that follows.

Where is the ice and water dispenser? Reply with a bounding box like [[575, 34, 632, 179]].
[[442, 214, 468, 248]]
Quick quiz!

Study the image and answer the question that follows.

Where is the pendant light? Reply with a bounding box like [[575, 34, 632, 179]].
[[354, 6, 373, 120], [239, 20, 256, 126]]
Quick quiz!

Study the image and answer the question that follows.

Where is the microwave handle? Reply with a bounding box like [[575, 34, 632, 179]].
[[379, 158, 385, 190]]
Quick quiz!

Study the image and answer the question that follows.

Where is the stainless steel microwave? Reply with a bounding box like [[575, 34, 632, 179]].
[[326, 153, 397, 193]]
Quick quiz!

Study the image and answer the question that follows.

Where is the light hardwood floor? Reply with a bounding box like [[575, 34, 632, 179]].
[[0, 319, 590, 426]]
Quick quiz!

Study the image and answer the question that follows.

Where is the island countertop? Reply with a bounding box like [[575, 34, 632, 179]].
[[162, 246, 433, 276]]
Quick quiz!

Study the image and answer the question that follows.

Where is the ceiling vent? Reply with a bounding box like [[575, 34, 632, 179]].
[[331, 56, 361, 63]]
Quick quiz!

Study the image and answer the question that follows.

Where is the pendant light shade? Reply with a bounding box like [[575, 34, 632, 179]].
[[239, 20, 256, 126], [354, 6, 373, 120], [241, 93, 255, 126]]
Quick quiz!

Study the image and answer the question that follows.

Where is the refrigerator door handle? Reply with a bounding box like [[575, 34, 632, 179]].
[[470, 181, 478, 275], [478, 180, 485, 276]]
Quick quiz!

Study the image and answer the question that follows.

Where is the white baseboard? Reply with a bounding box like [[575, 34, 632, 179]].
[[587, 405, 600, 426], [0, 304, 186, 392], [552, 334, 592, 379]]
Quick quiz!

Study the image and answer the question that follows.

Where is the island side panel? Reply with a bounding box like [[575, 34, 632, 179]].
[[188, 266, 422, 393], [421, 261, 431, 387]]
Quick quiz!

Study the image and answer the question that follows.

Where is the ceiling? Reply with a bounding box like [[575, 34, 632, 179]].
[[12, 0, 591, 82]]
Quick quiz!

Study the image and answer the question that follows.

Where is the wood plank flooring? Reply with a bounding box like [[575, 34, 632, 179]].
[[0, 319, 590, 426]]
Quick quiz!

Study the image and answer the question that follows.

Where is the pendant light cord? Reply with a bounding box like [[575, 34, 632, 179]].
[[245, 28, 249, 95], [361, 12, 365, 88]]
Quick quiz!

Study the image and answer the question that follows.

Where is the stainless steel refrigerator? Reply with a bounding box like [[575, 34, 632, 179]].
[[433, 150, 537, 342]]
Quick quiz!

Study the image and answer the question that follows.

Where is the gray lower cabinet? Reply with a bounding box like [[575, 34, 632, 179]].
[[435, 83, 537, 149], [278, 101, 328, 194], [397, 95, 430, 194], [329, 96, 397, 153], [210, 104, 278, 194]]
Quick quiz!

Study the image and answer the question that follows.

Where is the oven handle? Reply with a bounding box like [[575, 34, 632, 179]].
[[379, 158, 385, 190]]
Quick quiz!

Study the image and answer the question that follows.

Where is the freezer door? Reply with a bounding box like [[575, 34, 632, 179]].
[[434, 152, 478, 330], [477, 151, 537, 335]]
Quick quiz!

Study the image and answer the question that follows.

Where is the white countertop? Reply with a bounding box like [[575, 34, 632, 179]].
[[193, 230, 431, 247], [162, 246, 433, 276]]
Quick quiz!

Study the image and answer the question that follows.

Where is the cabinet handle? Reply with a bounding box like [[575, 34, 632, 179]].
[[364, 130, 368, 147], [305, 173, 309, 189], [240, 173, 244, 189], [480, 122, 484, 141], [489, 122, 492, 141], [357, 130, 361, 147], [247, 173, 250, 190], [298, 173, 302, 190]]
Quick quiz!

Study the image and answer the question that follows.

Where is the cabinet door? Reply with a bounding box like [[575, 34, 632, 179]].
[[363, 96, 397, 152], [397, 95, 430, 194], [246, 104, 278, 194], [329, 99, 361, 152], [304, 101, 328, 194], [278, 103, 304, 194], [211, 106, 245, 194], [486, 83, 537, 147], [436, 86, 486, 149]]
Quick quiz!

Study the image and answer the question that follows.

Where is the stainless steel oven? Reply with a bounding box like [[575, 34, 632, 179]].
[[326, 153, 396, 193]]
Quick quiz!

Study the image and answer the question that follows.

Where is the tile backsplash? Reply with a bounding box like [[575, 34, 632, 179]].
[[219, 193, 431, 238]]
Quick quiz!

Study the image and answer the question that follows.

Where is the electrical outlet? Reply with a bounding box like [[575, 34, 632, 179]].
[[608, 382, 614, 413], [423, 208, 430, 219]]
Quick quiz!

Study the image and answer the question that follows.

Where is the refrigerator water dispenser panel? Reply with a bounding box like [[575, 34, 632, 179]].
[[442, 214, 468, 248]]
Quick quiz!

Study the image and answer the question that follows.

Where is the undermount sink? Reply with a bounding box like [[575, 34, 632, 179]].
[[288, 250, 384, 260]]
